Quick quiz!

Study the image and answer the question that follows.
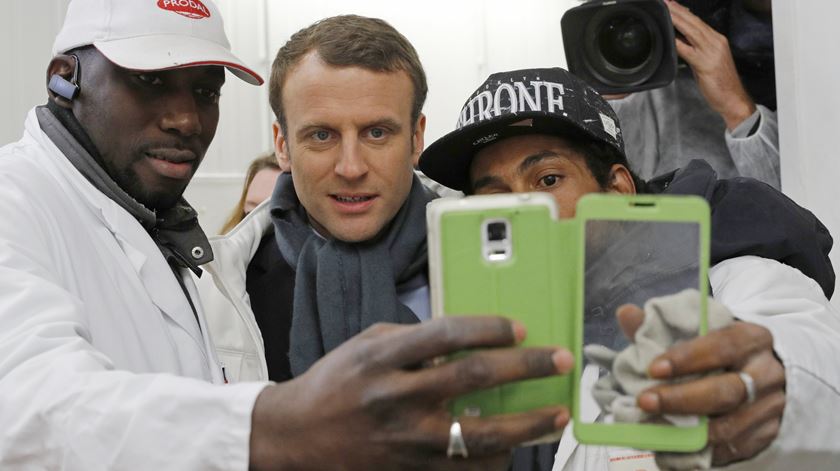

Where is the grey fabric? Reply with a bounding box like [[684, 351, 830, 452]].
[[583, 289, 735, 471], [609, 67, 780, 189], [269, 172, 434, 376], [397, 279, 431, 321], [729, 109, 760, 139]]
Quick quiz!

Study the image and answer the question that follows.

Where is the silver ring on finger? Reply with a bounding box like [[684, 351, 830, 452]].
[[738, 371, 757, 404], [726, 440, 739, 458], [446, 419, 469, 459]]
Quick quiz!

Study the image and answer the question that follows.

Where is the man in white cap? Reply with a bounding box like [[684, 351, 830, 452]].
[[0, 1, 576, 469]]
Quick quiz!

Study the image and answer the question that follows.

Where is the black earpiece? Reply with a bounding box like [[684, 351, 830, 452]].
[[49, 54, 81, 101]]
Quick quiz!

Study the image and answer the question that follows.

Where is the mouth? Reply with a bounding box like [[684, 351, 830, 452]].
[[330, 193, 377, 212], [144, 148, 198, 180], [145, 148, 197, 164], [332, 194, 376, 203]]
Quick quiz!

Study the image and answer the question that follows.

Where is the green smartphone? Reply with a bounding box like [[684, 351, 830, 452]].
[[428, 192, 710, 452], [427, 192, 575, 436], [573, 193, 710, 452]]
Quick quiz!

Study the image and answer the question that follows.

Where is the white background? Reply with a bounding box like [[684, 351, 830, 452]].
[[2, 0, 838, 303]]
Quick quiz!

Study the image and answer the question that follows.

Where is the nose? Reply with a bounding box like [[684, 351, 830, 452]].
[[334, 137, 368, 180], [159, 92, 202, 137]]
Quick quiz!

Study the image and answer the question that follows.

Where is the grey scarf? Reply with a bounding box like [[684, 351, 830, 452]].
[[269, 172, 434, 376]]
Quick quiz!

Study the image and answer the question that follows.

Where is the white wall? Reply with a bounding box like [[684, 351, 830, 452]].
[[183, 0, 274, 234], [774, 0, 840, 306], [0, 0, 70, 145], [262, 0, 573, 146]]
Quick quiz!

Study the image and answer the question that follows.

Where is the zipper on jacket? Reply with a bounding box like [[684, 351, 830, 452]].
[[221, 362, 228, 384]]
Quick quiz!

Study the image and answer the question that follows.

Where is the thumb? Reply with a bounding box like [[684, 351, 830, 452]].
[[616, 304, 645, 340]]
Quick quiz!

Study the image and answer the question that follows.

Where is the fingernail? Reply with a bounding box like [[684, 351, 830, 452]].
[[511, 320, 527, 343], [554, 409, 570, 429], [552, 349, 574, 373], [638, 392, 660, 412], [649, 359, 673, 378]]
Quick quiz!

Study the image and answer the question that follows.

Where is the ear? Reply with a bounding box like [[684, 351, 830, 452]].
[[411, 113, 427, 167], [273, 121, 291, 173], [46, 55, 78, 109], [606, 164, 636, 195]]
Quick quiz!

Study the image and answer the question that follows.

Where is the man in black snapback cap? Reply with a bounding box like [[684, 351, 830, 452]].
[[421, 67, 634, 198], [419, 67, 839, 470]]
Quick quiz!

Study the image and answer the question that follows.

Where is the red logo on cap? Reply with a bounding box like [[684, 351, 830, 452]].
[[157, 0, 211, 19]]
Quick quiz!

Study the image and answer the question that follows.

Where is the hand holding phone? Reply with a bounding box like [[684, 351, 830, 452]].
[[427, 193, 575, 432]]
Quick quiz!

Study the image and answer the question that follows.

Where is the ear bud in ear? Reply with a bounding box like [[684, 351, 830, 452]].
[[49, 54, 81, 101], [48, 74, 80, 101]]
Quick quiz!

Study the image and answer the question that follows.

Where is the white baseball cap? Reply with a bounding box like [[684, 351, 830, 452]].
[[53, 0, 263, 85]]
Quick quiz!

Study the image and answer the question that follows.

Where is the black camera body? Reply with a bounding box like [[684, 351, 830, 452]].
[[562, 0, 677, 94]]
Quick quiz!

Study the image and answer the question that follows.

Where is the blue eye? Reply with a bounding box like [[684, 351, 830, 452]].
[[313, 130, 331, 141], [370, 128, 385, 138]]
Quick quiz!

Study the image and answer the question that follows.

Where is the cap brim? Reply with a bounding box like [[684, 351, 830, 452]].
[[94, 35, 263, 85], [418, 112, 600, 192]]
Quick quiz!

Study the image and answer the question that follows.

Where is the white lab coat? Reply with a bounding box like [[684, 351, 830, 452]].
[[0, 109, 268, 470]]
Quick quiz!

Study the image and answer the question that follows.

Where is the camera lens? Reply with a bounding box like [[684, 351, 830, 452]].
[[597, 15, 653, 70], [487, 222, 507, 242], [581, 5, 664, 88]]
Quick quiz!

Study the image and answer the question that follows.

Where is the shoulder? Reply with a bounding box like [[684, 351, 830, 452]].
[[207, 201, 274, 273], [710, 256, 829, 318], [655, 160, 834, 298], [0, 138, 64, 228], [0, 137, 54, 189]]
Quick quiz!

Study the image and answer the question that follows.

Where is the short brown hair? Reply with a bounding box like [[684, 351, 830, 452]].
[[268, 15, 428, 133]]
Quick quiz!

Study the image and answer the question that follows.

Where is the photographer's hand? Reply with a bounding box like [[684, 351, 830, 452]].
[[618, 306, 786, 466], [248, 316, 574, 471], [667, 0, 757, 131]]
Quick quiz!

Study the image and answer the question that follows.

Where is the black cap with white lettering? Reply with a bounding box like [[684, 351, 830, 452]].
[[419, 67, 624, 192]]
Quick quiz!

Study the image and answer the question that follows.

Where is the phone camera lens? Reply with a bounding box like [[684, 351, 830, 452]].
[[487, 222, 507, 242]]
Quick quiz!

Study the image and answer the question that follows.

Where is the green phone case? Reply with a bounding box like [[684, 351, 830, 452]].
[[427, 193, 574, 419], [572, 193, 710, 452], [428, 192, 710, 452]]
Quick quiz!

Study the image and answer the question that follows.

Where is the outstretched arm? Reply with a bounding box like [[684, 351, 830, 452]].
[[249, 317, 574, 471]]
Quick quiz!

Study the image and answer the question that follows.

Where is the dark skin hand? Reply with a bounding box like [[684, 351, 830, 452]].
[[249, 316, 574, 471], [616, 304, 786, 466]]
